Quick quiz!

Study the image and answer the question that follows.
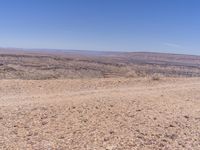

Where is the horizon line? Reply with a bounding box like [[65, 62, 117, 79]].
[[0, 46, 199, 57]]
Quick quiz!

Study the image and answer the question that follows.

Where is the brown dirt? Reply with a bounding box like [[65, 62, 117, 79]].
[[0, 77, 200, 149]]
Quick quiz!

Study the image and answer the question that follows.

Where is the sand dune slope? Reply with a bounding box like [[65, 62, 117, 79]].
[[0, 78, 200, 149]]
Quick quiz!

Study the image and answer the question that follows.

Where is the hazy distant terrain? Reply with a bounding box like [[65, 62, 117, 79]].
[[0, 48, 200, 79]]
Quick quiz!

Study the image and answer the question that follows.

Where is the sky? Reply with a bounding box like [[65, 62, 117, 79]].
[[0, 0, 200, 55]]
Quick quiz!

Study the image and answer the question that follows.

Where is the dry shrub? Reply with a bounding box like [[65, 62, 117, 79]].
[[151, 74, 161, 81], [126, 70, 137, 78]]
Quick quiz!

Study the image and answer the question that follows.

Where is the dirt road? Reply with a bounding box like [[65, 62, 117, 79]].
[[0, 78, 200, 149]]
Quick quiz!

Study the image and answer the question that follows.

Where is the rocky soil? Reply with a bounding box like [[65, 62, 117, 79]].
[[0, 77, 200, 149]]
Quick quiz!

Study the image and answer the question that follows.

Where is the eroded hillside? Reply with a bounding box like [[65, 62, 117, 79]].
[[0, 49, 200, 79]]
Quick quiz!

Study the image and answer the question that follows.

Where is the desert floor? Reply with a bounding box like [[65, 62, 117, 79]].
[[0, 77, 200, 149]]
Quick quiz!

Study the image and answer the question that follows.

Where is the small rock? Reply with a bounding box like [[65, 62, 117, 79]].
[[106, 145, 116, 150], [41, 115, 48, 119], [51, 115, 57, 118], [58, 135, 65, 139], [33, 132, 38, 136], [184, 115, 189, 119], [137, 135, 143, 139], [159, 143, 165, 147], [83, 119, 88, 123], [104, 137, 109, 142], [41, 121, 48, 125], [162, 139, 167, 142], [27, 132, 33, 137], [165, 134, 177, 140]]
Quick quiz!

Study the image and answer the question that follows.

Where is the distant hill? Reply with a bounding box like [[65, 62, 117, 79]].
[[0, 48, 200, 79]]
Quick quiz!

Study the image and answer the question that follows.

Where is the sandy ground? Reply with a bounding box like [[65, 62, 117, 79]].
[[0, 77, 200, 149]]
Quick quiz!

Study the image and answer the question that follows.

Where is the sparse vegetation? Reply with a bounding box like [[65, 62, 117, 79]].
[[151, 74, 161, 81]]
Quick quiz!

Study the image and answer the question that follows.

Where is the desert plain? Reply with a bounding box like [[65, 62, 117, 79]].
[[0, 49, 200, 149]]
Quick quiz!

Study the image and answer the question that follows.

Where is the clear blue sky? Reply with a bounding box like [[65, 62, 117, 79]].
[[0, 0, 200, 55]]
